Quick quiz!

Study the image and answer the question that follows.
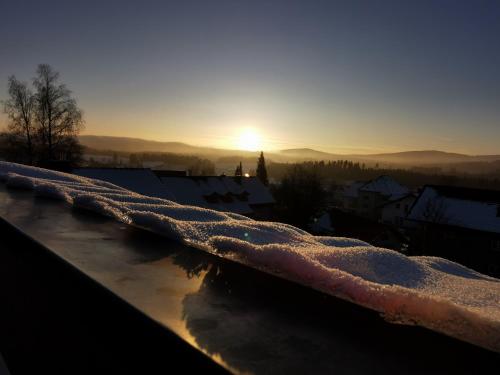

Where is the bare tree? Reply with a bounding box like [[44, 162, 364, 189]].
[[33, 64, 84, 161], [2, 64, 84, 166], [2, 76, 36, 164], [421, 197, 451, 224]]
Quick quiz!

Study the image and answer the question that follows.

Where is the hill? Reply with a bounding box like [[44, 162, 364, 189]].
[[79, 135, 259, 158], [278, 148, 500, 165], [79, 135, 500, 166]]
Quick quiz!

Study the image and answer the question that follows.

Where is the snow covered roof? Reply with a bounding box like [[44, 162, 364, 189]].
[[159, 176, 274, 215], [408, 185, 500, 234], [237, 177, 275, 205], [1, 161, 500, 353], [73, 168, 176, 201], [159, 177, 252, 214], [343, 181, 366, 198], [359, 175, 410, 200], [72, 169, 273, 216], [379, 193, 416, 208]]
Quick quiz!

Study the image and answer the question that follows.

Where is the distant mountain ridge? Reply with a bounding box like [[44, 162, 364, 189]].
[[79, 135, 257, 157], [364, 150, 491, 164], [79, 135, 500, 165], [278, 148, 500, 164], [279, 148, 342, 160]]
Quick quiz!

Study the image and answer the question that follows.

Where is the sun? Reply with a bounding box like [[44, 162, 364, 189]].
[[236, 128, 262, 151]]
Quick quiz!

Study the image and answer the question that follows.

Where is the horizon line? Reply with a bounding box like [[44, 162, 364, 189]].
[[78, 134, 499, 157]]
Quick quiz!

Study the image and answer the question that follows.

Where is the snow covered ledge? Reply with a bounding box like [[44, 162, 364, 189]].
[[0, 161, 499, 353]]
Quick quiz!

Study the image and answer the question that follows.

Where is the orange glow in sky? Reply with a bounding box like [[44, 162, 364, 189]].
[[235, 128, 262, 151]]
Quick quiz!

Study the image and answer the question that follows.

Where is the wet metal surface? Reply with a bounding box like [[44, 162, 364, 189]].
[[0, 185, 498, 374]]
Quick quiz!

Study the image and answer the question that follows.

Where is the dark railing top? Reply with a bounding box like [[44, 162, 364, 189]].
[[0, 185, 498, 374]]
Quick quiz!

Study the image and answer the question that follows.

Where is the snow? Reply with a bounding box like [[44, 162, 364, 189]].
[[1, 161, 499, 353], [159, 176, 274, 215], [408, 186, 500, 234], [360, 175, 410, 200], [73, 168, 176, 201], [167, 178, 249, 214], [237, 177, 275, 205]]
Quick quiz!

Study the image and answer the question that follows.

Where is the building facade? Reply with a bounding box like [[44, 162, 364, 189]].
[[407, 185, 500, 277], [380, 194, 416, 227], [342, 176, 410, 220]]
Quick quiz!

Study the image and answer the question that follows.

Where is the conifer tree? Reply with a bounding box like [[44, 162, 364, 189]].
[[256, 151, 268, 185], [234, 161, 243, 176]]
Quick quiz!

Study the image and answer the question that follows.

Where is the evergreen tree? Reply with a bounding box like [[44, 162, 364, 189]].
[[234, 161, 243, 176], [256, 151, 268, 185], [234, 161, 243, 183]]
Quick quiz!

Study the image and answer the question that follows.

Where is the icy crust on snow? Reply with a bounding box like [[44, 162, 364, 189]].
[[1, 162, 499, 352]]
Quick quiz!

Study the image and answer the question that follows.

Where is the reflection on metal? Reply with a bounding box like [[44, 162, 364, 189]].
[[0, 353, 11, 375], [0, 185, 498, 374]]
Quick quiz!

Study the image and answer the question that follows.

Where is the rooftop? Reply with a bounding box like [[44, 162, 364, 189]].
[[343, 176, 410, 201], [426, 184, 500, 204], [72, 168, 274, 216], [408, 185, 500, 234], [73, 167, 176, 201], [359, 175, 410, 200]]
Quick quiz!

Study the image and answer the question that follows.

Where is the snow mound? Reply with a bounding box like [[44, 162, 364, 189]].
[[1, 161, 499, 352]]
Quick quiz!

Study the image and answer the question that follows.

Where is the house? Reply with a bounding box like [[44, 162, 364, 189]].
[[407, 185, 500, 277], [342, 176, 410, 219], [157, 174, 275, 219], [380, 194, 417, 227], [73, 168, 275, 219], [341, 181, 365, 210], [73, 167, 176, 200]]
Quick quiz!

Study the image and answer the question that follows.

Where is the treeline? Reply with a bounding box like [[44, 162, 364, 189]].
[[215, 155, 259, 164], [268, 160, 500, 190], [85, 150, 216, 176], [411, 161, 500, 176]]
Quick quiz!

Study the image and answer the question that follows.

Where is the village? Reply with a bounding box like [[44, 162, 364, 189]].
[[71, 159, 500, 279]]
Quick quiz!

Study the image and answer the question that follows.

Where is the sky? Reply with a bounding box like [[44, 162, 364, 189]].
[[1, 0, 500, 154]]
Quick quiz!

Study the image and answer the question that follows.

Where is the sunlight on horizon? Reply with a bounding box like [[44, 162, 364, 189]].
[[235, 128, 262, 152]]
